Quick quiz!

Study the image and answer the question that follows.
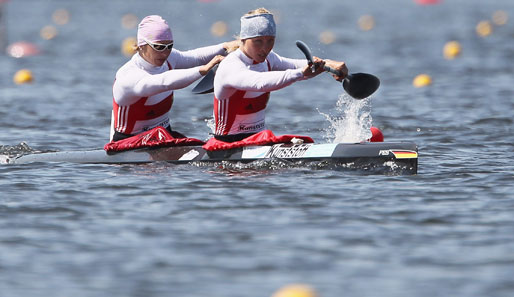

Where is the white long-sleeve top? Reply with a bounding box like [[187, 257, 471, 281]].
[[110, 44, 225, 139], [213, 49, 307, 135]]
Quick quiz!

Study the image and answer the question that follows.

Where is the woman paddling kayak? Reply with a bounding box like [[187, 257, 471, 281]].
[[212, 8, 348, 143], [110, 15, 238, 142]]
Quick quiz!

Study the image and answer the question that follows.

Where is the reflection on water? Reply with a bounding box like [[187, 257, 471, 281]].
[[197, 157, 416, 176]]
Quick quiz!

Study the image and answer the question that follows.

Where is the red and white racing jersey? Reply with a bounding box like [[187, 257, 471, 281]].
[[111, 44, 225, 140], [213, 49, 307, 136]]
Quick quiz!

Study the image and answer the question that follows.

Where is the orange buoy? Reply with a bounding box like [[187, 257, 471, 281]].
[[271, 284, 318, 297], [319, 31, 336, 44], [443, 41, 461, 60], [413, 74, 432, 87], [40, 25, 58, 40], [13, 69, 34, 84], [492, 10, 508, 26], [121, 37, 137, 57], [358, 15, 375, 31], [121, 14, 139, 29], [52, 8, 70, 25], [210, 21, 228, 37], [476, 21, 493, 37]]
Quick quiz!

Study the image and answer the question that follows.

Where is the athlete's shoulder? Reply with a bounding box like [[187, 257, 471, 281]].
[[225, 50, 246, 62], [219, 50, 248, 70], [167, 49, 180, 63], [265, 51, 281, 62], [117, 55, 147, 78]]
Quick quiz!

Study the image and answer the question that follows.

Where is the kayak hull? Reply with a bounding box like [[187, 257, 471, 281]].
[[11, 142, 418, 174]]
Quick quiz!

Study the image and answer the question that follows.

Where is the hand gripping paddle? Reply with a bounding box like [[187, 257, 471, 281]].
[[295, 40, 380, 99]]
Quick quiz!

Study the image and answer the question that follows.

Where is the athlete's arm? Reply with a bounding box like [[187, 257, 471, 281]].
[[171, 44, 226, 69], [267, 51, 307, 71], [114, 67, 202, 105]]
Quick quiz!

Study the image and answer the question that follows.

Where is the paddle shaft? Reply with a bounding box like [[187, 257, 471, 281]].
[[324, 65, 345, 77], [295, 40, 344, 75]]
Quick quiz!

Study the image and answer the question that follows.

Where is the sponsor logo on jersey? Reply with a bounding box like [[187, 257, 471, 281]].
[[238, 122, 265, 132]]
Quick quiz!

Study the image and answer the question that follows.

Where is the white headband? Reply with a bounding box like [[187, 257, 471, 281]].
[[240, 13, 276, 39]]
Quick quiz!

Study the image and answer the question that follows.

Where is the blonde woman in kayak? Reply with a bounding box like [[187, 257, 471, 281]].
[[212, 8, 348, 142], [111, 15, 238, 141]]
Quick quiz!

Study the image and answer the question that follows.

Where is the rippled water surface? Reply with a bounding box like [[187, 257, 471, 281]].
[[1, 0, 513, 297]]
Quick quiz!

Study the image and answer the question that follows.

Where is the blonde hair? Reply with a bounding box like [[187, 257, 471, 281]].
[[226, 40, 241, 53], [244, 7, 272, 17]]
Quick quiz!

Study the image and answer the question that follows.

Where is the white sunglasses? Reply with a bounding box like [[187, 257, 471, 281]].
[[144, 38, 174, 51]]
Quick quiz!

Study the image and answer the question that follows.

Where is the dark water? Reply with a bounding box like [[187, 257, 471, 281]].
[[1, 0, 514, 296]]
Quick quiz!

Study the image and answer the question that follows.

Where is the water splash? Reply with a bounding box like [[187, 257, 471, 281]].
[[205, 117, 215, 134], [0, 142, 49, 164], [319, 94, 373, 143]]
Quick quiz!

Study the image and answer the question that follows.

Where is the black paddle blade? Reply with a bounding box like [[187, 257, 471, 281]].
[[191, 64, 218, 94], [343, 73, 380, 99], [297, 40, 380, 99]]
